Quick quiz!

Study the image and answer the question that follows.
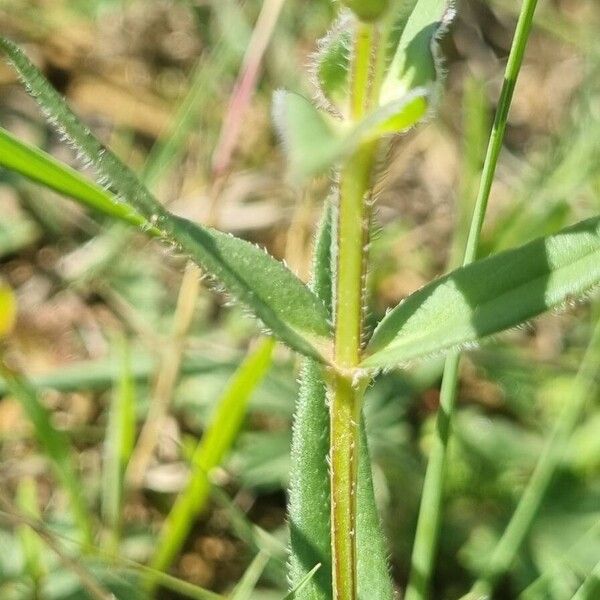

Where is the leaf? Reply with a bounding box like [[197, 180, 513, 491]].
[[16, 477, 46, 583], [273, 89, 427, 181], [380, 0, 454, 106], [311, 15, 352, 115], [0, 127, 148, 229], [283, 563, 322, 600], [0, 278, 17, 337], [288, 202, 394, 599], [272, 90, 345, 181], [147, 338, 275, 586], [356, 420, 396, 600], [288, 205, 335, 600], [101, 337, 136, 551], [0, 37, 332, 361], [363, 216, 600, 369], [229, 551, 270, 600]]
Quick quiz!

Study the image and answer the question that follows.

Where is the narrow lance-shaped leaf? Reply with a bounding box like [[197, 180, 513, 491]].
[[0, 37, 332, 361], [288, 204, 335, 600], [311, 14, 352, 115], [380, 0, 454, 106], [364, 216, 600, 369]]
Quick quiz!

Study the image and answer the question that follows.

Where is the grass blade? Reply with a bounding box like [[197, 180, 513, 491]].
[[399, 2, 540, 597], [0, 352, 234, 396], [146, 337, 275, 588], [363, 215, 600, 369], [0, 37, 332, 361], [0, 127, 147, 229], [15, 477, 45, 586], [229, 550, 270, 600], [0, 361, 94, 545], [101, 337, 136, 552], [283, 563, 322, 600]]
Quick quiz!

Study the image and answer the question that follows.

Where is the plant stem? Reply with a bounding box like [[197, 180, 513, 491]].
[[469, 313, 600, 597], [330, 21, 377, 600], [405, 2, 539, 598]]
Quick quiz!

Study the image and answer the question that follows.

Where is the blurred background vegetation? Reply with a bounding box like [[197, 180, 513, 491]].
[[0, 0, 599, 598]]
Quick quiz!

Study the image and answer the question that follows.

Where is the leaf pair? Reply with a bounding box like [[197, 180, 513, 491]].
[[274, 0, 454, 181], [3, 34, 600, 376]]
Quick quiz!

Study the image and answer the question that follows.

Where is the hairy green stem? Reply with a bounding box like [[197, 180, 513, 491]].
[[405, 2, 539, 598], [330, 21, 378, 600]]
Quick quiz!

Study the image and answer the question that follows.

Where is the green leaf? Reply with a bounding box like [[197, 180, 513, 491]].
[[283, 563, 322, 600], [0, 37, 332, 361], [288, 205, 334, 600], [229, 551, 270, 600], [273, 89, 427, 181], [364, 216, 600, 369], [272, 90, 345, 181], [380, 0, 454, 106], [101, 337, 136, 552], [16, 477, 46, 583], [147, 338, 275, 587], [312, 16, 352, 114], [0, 127, 148, 229], [288, 202, 394, 599]]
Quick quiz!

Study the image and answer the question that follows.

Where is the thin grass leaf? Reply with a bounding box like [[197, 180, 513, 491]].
[[404, 3, 538, 597], [101, 337, 136, 552], [210, 486, 287, 587], [0, 362, 94, 544], [0, 38, 332, 361], [364, 216, 600, 369], [283, 563, 322, 600], [16, 477, 45, 585], [229, 551, 270, 600], [0, 127, 148, 229], [146, 338, 275, 588], [0, 352, 233, 396]]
